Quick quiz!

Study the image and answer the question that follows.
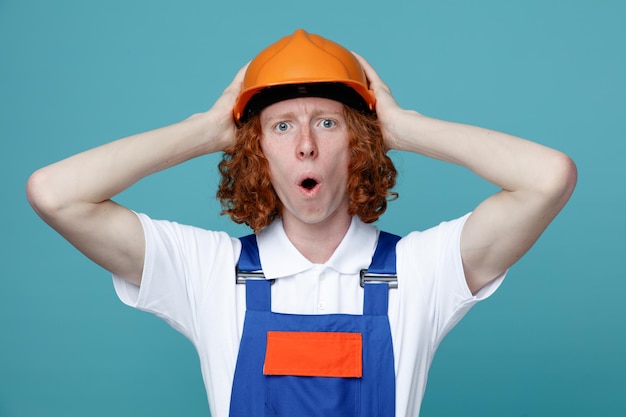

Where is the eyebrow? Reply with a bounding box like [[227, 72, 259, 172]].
[[262, 108, 343, 124], [262, 111, 297, 123]]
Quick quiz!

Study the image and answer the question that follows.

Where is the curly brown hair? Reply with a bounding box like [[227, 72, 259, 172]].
[[217, 106, 398, 232]]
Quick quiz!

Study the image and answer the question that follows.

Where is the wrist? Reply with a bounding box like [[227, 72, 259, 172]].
[[184, 110, 235, 154], [383, 109, 424, 152]]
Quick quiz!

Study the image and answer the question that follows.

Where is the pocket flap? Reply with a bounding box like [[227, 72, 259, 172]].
[[264, 331, 362, 378]]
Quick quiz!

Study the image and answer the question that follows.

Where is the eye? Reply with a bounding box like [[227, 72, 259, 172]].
[[320, 119, 336, 129], [274, 121, 290, 132]]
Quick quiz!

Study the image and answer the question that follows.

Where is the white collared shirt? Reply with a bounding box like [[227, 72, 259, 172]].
[[257, 216, 377, 315], [113, 213, 503, 417]]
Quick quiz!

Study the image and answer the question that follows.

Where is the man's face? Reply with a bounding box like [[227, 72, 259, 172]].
[[260, 97, 351, 230]]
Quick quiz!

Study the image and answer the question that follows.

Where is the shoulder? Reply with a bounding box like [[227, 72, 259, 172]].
[[136, 212, 241, 259], [398, 213, 470, 253], [395, 213, 471, 290]]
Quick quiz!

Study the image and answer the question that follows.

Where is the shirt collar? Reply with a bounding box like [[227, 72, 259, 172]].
[[256, 216, 379, 279]]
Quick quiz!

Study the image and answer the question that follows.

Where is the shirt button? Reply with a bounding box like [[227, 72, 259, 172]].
[[320, 272, 326, 280], [318, 301, 326, 311]]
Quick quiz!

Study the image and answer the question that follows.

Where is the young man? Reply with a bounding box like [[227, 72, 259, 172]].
[[27, 29, 576, 416]]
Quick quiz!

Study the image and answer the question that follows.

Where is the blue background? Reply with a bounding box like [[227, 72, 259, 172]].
[[1, 0, 624, 416]]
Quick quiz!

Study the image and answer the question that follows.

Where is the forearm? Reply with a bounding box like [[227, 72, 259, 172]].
[[28, 111, 228, 217], [389, 110, 573, 196]]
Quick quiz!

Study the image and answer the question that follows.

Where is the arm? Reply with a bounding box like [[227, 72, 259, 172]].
[[355, 54, 577, 293], [26, 65, 248, 286]]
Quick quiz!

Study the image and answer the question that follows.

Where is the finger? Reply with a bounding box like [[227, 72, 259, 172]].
[[232, 61, 250, 84], [351, 51, 376, 82], [223, 61, 250, 96], [351, 51, 390, 91]]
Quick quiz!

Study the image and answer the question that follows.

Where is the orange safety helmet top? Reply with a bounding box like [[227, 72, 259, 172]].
[[233, 29, 376, 123]]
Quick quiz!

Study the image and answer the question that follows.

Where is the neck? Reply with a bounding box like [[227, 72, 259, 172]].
[[281, 213, 352, 264]]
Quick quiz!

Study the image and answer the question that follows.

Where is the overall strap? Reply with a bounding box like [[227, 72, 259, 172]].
[[237, 234, 270, 311], [360, 231, 402, 288], [237, 234, 262, 273], [367, 231, 402, 274], [236, 234, 266, 284], [362, 231, 401, 315]]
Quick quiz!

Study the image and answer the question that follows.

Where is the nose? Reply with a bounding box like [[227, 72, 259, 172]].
[[297, 125, 317, 159]]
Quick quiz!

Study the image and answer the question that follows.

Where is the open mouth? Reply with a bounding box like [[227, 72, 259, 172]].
[[300, 178, 318, 191]]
